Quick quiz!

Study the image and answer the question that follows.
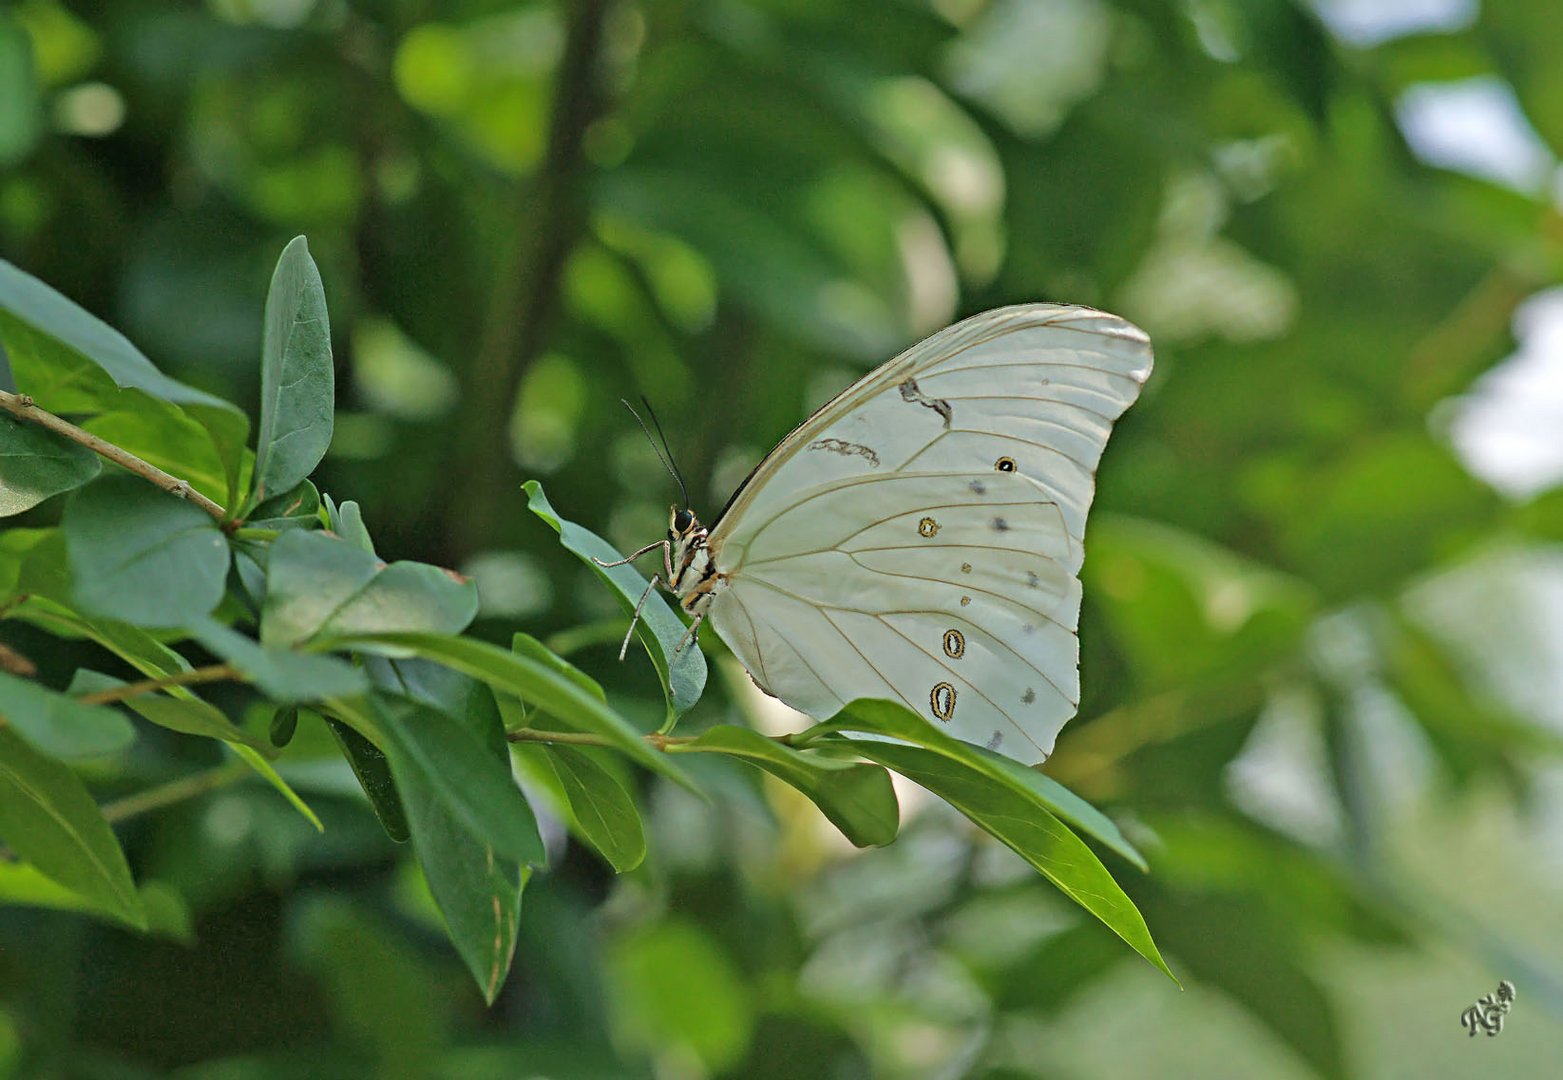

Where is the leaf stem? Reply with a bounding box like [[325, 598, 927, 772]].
[[76, 663, 243, 705], [506, 727, 799, 752], [99, 761, 252, 824], [0, 389, 230, 525]]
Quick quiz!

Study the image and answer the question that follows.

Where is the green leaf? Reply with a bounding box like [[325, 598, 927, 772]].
[[260, 529, 476, 647], [0, 257, 249, 506], [965, 745, 1149, 872], [66, 670, 272, 754], [0, 725, 145, 928], [843, 736, 1174, 983], [364, 657, 526, 1001], [324, 495, 376, 555], [820, 700, 1147, 867], [823, 700, 1174, 982], [191, 618, 368, 703], [539, 745, 646, 872], [677, 725, 898, 848], [524, 480, 706, 723], [325, 716, 409, 843], [247, 478, 322, 532], [325, 630, 698, 793], [0, 412, 100, 515], [83, 401, 236, 507], [63, 475, 230, 629], [343, 693, 545, 866], [249, 236, 334, 511], [0, 670, 135, 758]]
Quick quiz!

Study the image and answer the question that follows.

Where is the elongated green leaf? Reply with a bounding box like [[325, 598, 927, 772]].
[[361, 657, 526, 1001], [325, 716, 409, 843], [249, 236, 334, 510], [820, 700, 1147, 868], [261, 529, 476, 647], [0, 258, 248, 504], [191, 618, 367, 703], [354, 693, 545, 866], [678, 725, 898, 848], [0, 670, 134, 758], [965, 744, 1148, 872], [524, 480, 705, 722], [328, 630, 698, 792], [0, 412, 100, 515], [540, 745, 646, 871], [63, 475, 229, 628], [0, 726, 145, 928], [67, 670, 271, 754], [840, 735, 1175, 983], [513, 633, 606, 701]]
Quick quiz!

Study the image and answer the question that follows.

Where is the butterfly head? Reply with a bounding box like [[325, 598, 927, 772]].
[[667, 505, 711, 595]]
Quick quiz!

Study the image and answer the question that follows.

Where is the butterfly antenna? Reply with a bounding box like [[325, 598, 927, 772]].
[[622, 398, 690, 508]]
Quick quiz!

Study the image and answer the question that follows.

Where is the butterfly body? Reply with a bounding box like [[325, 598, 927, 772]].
[[642, 303, 1151, 762]]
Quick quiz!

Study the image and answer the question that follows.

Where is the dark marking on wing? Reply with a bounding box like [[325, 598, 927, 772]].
[[986, 730, 1004, 751], [968, 479, 987, 494], [807, 438, 880, 467], [1022, 688, 1036, 705], [898, 377, 952, 428], [992, 516, 1010, 532]]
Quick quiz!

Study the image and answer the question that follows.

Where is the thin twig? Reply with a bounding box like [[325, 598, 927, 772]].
[[99, 762, 252, 825], [0, 389, 229, 524], [75, 663, 243, 706]]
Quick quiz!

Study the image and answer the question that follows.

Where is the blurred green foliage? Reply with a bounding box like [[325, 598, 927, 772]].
[[3, 0, 1563, 1077]]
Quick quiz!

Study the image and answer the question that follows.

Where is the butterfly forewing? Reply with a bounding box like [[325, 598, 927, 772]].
[[705, 304, 1151, 761]]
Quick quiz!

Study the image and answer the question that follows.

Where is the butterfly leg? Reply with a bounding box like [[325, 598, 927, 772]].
[[593, 539, 669, 570], [674, 610, 704, 655], [618, 573, 663, 661]]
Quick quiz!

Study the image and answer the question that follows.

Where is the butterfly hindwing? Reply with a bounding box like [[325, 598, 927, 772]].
[[705, 304, 1151, 761]]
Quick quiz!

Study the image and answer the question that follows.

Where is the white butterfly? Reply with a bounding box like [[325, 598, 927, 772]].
[[605, 304, 1152, 762]]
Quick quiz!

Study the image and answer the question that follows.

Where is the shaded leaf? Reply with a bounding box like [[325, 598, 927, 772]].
[[0, 412, 100, 515], [540, 744, 646, 872], [0, 670, 134, 758], [0, 257, 248, 504], [63, 475, 229, 629], [342, 693, 545, 866], [250, 236, 334, 510], [67, 669, 272, 754], [366, 658, 527, 1001], [261, 529, 476, 648], [325, 715, 409, 843], [191, 617, 368, 703], [0, 725, 144, 928]]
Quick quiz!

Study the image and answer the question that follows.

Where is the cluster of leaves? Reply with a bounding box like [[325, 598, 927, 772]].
[[0, 241, 1172, 1007]]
